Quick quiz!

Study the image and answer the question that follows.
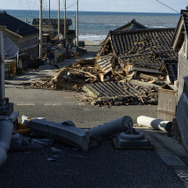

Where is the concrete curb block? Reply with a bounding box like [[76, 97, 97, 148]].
[[30, 119, 90, 151]]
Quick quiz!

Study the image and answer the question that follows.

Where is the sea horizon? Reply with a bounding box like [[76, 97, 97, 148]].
[[0, 9, 180, 15], [0, 9, 180, 43]]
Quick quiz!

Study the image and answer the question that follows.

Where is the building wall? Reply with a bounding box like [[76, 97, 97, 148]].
[[4, 31, 39, 57], [4, 30, 19, 47], [178, 41, 188, 101]]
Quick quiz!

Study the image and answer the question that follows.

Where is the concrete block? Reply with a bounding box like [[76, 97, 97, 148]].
[[30, 119, 90, 151]]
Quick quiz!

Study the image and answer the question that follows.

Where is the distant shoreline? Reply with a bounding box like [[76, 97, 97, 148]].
[[0, 9, 179, 15]]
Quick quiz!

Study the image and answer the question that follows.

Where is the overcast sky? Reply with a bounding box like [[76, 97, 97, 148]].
[[1, 0, 188, 13]]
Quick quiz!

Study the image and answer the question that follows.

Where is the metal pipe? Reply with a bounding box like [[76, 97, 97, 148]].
[[89, 116, 133, 137], [0, 120, 14, 167], [0, 31, 5, 100], [137, 116, 170, 132]]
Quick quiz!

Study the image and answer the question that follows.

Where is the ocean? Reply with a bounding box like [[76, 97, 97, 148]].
[[1, 9, 180, 43]]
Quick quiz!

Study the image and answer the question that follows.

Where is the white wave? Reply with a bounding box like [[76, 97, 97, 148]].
[[79, 34, 107, 43]]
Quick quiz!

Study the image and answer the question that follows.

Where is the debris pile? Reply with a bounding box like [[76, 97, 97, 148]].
[[10, 115, 150, 153], [25, 26, 178, 106]]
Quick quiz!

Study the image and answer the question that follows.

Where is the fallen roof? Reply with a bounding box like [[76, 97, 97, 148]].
[[110, 28, 176, 57], [0, 11, 38, 37], [83, 80, 158, 105], [119, 50, 177, 71], [114, 19, 147, 31]]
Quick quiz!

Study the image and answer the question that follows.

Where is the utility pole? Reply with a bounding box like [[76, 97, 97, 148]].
[[39, 0, 42, 59], [76, 0, 79, 46], [0, 31, 5, 100], [58, 0, 60, 35], [64, 0, 66, 43], [49, 0, 50, 23]]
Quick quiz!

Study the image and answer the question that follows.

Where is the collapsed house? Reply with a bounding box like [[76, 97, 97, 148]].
[[32, 18, 75, 44], [83, 27, 177, 105], [30, 20, 178, 106]]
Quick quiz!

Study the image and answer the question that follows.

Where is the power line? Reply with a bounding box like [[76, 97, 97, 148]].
[[155, 0, 179, 13]]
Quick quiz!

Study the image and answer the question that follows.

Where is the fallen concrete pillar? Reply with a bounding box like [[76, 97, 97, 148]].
[[30, 119, 90, 151], [137, 116, 170, 132], [0, 120, 14, 167], [89, 116, 133, 137]]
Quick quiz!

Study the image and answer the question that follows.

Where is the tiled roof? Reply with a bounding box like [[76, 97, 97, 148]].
[[83, 80, 158, 105], [164, 59, 178, 83], [114, 19, 147, 31], [110, 28, 176, 57], [96, 55, 113, 73], [120, 50, 177, 70], [0, 11, 38, 37], [32, 18, 72, 26]]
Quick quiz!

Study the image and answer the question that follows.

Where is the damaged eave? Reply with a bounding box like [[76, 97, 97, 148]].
[[173, 16, 185, 52], [109, 33, 118, 57], [5, 28, 23, 38], [98, 35, 113, 56]]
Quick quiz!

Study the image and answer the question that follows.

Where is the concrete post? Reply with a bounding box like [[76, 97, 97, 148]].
[[89, 116, 133, 137], [137, 116, 170, 132]]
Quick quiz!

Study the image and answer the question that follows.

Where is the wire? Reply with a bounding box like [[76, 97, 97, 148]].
[[67, 2, 77, 9], [155, 0, 179, 13]]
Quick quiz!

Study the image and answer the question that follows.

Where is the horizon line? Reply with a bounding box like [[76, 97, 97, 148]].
[[0, 9, 180, 14]]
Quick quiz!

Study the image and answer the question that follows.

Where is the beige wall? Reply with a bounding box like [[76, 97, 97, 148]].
[[178, 41, 188, 101]]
